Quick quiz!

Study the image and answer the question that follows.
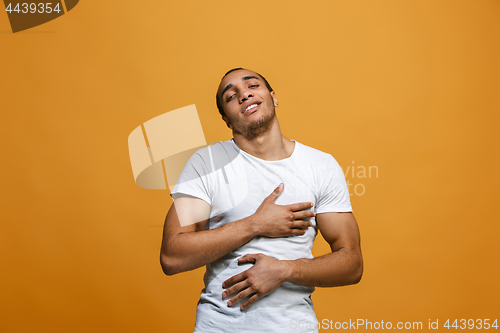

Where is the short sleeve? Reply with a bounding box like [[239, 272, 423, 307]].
[[315, 155, 352, 213], [170, 151, 212, 206]]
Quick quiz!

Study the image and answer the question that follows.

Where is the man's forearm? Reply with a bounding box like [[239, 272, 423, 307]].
[[284, 247, 363, 287], [162, 185, 315, 276], [161, 215, 259, 275]]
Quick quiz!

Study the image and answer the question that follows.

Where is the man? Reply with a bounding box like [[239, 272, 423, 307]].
[[160, 68, 363, 332]]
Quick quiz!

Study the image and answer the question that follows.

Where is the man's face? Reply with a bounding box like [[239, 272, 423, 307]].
[[217, 69, 279, 139]]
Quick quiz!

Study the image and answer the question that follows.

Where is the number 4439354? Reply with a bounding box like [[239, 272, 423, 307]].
[[5, 3, 61, 14], [444, 319, 498, 329]]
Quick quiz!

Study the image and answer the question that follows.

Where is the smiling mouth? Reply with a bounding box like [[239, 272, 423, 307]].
[[244, 103, 259, 114]]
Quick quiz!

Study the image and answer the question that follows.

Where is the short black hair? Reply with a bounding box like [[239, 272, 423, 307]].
[[216, 68, 273, 118]]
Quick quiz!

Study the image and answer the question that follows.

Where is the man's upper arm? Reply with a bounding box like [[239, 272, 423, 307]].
[[161, 195, 211, 249], [315, 212, 361, 253]]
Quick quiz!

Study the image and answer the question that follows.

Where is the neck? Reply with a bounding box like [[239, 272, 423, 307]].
[[232, 118, 295, 161]]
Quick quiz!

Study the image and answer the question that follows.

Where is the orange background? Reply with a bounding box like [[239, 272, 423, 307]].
[[1, 1, 499, 331]]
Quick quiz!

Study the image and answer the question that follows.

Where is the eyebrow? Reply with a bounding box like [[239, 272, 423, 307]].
[[220, 75, 261, 100]]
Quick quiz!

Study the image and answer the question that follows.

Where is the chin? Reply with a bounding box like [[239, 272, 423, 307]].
[[245, 112, 275, 138]]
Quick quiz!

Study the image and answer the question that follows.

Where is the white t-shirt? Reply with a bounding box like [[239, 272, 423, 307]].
[[170, 139, 352, 333]]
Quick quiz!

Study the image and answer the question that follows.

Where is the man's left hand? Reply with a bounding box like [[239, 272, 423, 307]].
[[222, 253, 291, 310]]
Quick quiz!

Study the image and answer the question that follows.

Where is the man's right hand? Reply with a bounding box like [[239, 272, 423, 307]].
[[161, 183, 314, 275], [250, 183, 315, 237]]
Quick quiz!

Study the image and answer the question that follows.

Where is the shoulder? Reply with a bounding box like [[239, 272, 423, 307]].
[[295, 141, 338, 166], [187, 140, 240, 171]]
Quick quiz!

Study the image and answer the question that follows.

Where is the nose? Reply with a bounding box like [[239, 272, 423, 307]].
[[239, 89, 253, 103]]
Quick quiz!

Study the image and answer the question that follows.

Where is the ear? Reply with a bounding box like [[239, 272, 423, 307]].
[[271, 91, 279, 107], [222, 116, 233, 130]]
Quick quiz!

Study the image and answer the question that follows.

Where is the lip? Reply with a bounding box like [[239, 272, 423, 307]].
[[241, 100, 262, 114]]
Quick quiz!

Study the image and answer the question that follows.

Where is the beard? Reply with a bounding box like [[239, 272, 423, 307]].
[[244, 106, 276, 140], [229, 95, 277, 140], [233, 100, 276, 141]]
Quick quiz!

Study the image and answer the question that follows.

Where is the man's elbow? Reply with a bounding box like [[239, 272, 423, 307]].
[[160, 253, 181, 276], [350, 254, 363, 285]]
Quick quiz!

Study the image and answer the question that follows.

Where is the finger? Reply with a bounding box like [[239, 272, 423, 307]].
[[237, 253, 259, 264], [286, 201, 314, 212], [222, 279, 250, 298], [290, 228, 307, 236], [265, 183, 284, 203], [292, 210, 316, 220], [290, 220, 312, 230], [240, 293, 260, 310], [222, 272, 246, 288], [227, 286, 256, 307]]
